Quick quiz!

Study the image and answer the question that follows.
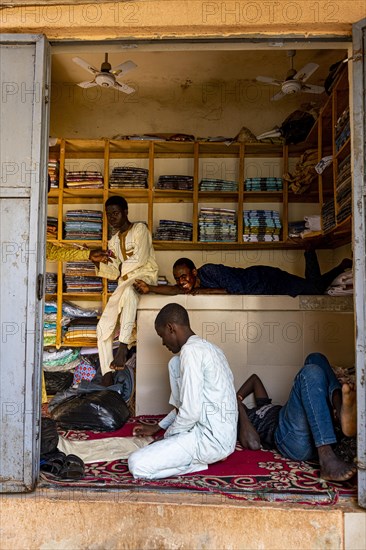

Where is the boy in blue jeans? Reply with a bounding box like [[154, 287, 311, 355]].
[[236, 353, 357, 482]]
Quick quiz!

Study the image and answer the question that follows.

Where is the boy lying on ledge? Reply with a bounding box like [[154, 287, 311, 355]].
[[236, 353, 357, 482], [134, 251, 352, 297]]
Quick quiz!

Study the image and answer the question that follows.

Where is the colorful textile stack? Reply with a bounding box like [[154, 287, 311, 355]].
[[44, 302, 57, 346], [198, 208, 237, 242], [243, 209, 282, 242], [47, 217, 58, 239], [108, 280, 118, 293], [63, 318, 99, 346], [64, 210, 103, 241], [321, 199, 336, 233], [156, 175, 193, 190], [48, 160, 60, 188], [335, 107, 350, 152], [43, 348, 81, 373], [64, 261, 102, 294], [65, 170, 103, 189], [154, 220, 193, 241], [109, 166, 148, 188], [336, 154, 352, 223], [45, 272, 57, 294], [244, 177, 283, 191], [199, 178, 237, 192]]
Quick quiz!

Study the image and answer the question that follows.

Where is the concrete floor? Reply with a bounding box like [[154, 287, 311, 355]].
[[1, 487, 365, 549]]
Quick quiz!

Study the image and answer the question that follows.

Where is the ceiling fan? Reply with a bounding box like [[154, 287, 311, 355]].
[[72, 53, 137, 94], [256, 50, 325, 101]]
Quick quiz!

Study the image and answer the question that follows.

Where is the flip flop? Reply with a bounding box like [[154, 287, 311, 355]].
[[40, 452, 66, 476], [59, 454, 85, 480]]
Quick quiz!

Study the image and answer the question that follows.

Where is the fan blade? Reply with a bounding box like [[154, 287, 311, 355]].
[[294, 63, 319, 82], [302, 84, 325, 94], [271, 90, 286, 101], [113, 81, 135, 94], [256, 76, 282, 86], [77, 80, 98, 88], [72, 57, 99, 76], [111, 60, 137, 76]]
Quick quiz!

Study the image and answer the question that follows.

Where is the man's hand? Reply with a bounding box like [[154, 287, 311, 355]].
[[132, 423, 160, 437], [89, 249, 115, 265], [134, 279, 150, 294]]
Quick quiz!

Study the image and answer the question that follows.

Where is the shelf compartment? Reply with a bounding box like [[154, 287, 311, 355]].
[[243, 191, 283, 203], [153, 190, 194, 203]]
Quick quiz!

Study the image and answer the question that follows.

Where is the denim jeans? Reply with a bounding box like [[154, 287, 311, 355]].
[[274, 353, 341, 461]]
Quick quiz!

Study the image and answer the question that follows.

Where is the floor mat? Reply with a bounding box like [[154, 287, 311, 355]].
[[39, 415, 357, 505]]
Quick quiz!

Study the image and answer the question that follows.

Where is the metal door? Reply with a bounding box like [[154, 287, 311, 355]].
[[352, 19, 366, 509], [0, 34, 50, 492]]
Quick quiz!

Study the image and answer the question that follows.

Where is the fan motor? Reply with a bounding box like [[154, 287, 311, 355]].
[[95, 73, 115, 88], [282, 80, 302, 95]]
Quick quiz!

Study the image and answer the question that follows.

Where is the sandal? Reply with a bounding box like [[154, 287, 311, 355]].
[[40, 452, 66, 476], [59, 454, 85, 480]]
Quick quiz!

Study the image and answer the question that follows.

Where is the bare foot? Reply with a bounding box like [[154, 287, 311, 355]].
[[341, 383, 357, 437], [318, 445, 356, 481], [110, 343, 128, 371], [237, 399, 261, 451]]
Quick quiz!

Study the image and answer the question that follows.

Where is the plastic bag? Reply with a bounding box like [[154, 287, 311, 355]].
[[44, 371, 74, 394], [50, 390, 130, 431]]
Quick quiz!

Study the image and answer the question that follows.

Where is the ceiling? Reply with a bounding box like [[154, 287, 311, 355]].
[[51, 46, 347, 104]]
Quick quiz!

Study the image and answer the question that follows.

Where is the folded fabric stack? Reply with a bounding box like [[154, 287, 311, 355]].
[[47, 217, 58, 239], [288, 220, 307, 238], [43, 348, 81, 373], [336, 154, 352, 224], [158, 275, 169, 285], [326, 269, 353, 296], [108, 280, 118, 293], [65, 261, 96, 278], [321, 199, 336, 233], [299, 214, 322, 238], [64, 275, 103, 294], [63, 317, 99, 346], [48, 160, 60, 188], [109, 166, 148, 188], [199, 178, 238, 192], [156, 175, 193, 190], [64, 210, 103, 240], [154, 220, 193, 241], [198, 208, 237, 242], [244, 177, 283, 191], [44, 302, 57, 346], [45, 272, 57, 294], [335, 107, 350, 152], [243, 209, 281, 242], [65, 170, 103, 189]]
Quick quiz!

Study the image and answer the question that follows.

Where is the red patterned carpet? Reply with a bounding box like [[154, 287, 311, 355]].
[[39, 416, 357, 505]]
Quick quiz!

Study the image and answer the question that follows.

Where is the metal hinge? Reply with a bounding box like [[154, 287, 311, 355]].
[[37, 274, 44, 300], [44, 84, 49, 104], [343, 52, 363, 63]]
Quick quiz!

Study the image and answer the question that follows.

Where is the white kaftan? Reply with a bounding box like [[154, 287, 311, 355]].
[[96, 222, 158, 373], [128, 335, 238, 480]]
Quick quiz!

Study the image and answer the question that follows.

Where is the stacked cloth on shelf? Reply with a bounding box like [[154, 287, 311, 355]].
[[244, 177, 283, 191], [335, 107, 350, 152], [65, 170, 103, 189], [45, 272, 57, 294], [283, 149, 318, 195], [44, 302, 57, 346], [243, 209, 281, 242], [64, 261, 103, 294], [154, 220, 193, 241], [48, 160, 60, 188], [199, 178, 238, 192], [321, 199, 336, 233], [109, 166, 148, 189], [64, 210, 103, 240], [47, 217, 58, 239], [198, 208, 237, 242], [336, 154, 352, 224], [326, 269, 353, 295], [156, 175, 193, 190]]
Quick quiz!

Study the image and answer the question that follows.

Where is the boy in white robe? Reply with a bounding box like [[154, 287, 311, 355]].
[[128, 303, 238, 480], [91, 196, 158, 385]]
